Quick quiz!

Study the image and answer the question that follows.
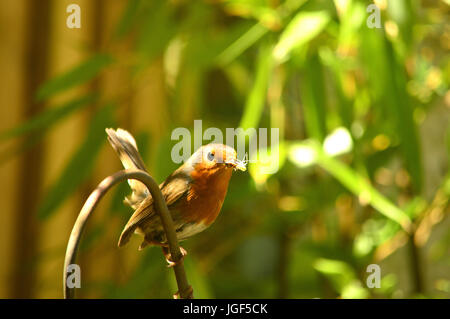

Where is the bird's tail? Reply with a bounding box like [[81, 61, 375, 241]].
[[106, 128, 149, 209]]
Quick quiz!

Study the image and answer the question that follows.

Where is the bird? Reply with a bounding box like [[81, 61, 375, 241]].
[[106, 128, 247, 266]]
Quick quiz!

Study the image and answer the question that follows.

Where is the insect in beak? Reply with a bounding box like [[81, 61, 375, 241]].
[[225, 153, 248, 171]]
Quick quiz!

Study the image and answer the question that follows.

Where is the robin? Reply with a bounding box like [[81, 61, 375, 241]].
[[106, 128, 246, 266]]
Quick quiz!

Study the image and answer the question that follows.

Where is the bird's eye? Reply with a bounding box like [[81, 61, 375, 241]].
[[207, 151, 215, 161]]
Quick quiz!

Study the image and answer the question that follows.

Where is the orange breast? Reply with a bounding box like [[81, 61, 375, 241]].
[[181, 167, 233, 226]]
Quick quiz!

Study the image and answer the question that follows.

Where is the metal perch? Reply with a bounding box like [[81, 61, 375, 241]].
[[63, 169, 193, 299]]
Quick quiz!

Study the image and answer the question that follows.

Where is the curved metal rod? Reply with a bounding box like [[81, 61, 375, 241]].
[[63, 169, 193, 299]]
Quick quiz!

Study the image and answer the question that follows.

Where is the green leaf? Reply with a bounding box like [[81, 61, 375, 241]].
[[216, 23, 268, 66], [300, 53, 328, 141], [387, 0, 414, 47], [314, 147, 412, 232], [288, 141, 412, 231], [318, 47, 353, 129], [273, 10, 330, 63], [216, 0, 310, 66], [38, 103, 116, 220], [385, 41, 423, 193], [353, 219, 401, 257], [113, 0, 142, 39], [36, 54, 113, 101], [136, 2, 175, 61], [223, 0, 281, 26], [360, 29, 422, 193], [446, 127, 450, 168], [314, 258, 356, 292], [0, 94, 97, 140], [239, 43, 272, 130], [314, 258, 369, 298], [341, 281, 370, 299]]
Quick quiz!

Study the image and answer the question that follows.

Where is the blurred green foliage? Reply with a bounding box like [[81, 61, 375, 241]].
[[3, 0, 449, 298]]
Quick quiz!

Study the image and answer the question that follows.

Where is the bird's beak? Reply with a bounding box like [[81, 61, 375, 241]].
[[225, 158, 247, 171]]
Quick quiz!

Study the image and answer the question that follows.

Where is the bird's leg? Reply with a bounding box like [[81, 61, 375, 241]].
[[161, 245, 188, 268]]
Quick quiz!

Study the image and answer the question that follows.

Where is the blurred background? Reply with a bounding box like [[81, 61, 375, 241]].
[[0, 0, 449, 299]]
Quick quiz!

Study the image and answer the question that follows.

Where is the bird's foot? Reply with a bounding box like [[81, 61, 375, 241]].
[[162, 246, 187, 268]]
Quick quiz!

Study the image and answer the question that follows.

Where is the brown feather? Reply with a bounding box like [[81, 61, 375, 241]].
[[117, 169, 191, 247], [106, 128, 149, 209]]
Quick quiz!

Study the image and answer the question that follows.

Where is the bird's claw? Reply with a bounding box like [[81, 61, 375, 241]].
[[163, 246, 188, 268]]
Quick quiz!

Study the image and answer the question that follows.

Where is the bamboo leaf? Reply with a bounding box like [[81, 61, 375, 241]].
[[38, 103, 116, 220], [137, 2, 175, 60], [385, 41, 423, 193], [300, 53, 328, 141], [113, 0, 142, 39], [36, 54, 113, 101], [216, 23, 268, 66], [315, 148, 412, 232], [239, 43, 272, 130], [0, 94, 97, 140], [273, 10, 330, 63], [314, 258, 357, 292], [288, 141, 412, 231], [360, 27, 422, 193]]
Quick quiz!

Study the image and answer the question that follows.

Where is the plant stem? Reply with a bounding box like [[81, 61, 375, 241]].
[[63, 169, 192, 299]]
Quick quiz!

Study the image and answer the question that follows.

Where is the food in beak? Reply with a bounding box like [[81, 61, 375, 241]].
[[225, 156, 247, 171]]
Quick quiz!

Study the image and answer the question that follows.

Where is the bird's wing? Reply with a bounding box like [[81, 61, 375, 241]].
[[117, 172, 191, 247]]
